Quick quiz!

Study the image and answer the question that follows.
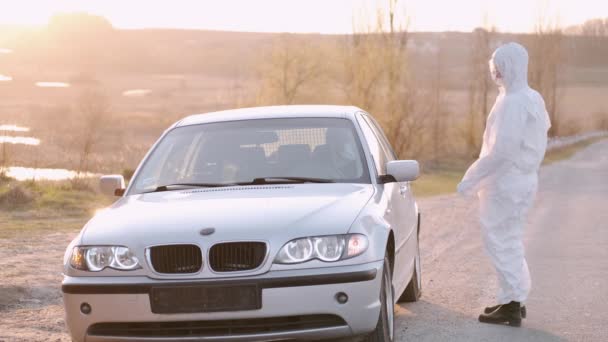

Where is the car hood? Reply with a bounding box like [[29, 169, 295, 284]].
[[81, 183, 374, 247]]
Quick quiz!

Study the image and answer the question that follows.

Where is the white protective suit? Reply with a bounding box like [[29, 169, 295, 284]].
[[458, 42, 551, 304]]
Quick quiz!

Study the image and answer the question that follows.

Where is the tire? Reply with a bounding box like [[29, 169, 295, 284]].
[[364, 254, 394, 342], [398, 234, 422, 303]]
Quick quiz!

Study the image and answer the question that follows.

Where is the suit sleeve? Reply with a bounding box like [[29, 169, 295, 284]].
[[458, 99, 527, 195]]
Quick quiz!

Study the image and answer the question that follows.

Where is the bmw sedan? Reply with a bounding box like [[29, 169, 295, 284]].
[[62, 105, 422, 342]]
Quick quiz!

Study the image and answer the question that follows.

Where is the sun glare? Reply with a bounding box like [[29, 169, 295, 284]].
[[0, 0, 605, 33]]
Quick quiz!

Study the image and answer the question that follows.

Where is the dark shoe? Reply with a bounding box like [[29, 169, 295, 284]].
[[479, 301, 522, 327], [484, 304, 527, 318]]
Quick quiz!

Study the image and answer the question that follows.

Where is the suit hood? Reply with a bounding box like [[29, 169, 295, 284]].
[[490, 42, 529, 93]]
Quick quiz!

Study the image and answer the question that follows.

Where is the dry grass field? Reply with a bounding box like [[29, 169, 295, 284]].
[[1, 25, 606, 178]]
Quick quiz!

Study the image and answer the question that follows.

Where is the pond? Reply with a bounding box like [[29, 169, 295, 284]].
[[0, 125, 30, 132], [3, 166, 100, 181], [0, 125, 39, 146], [123, 89, 152, 97], [0, 136, 40, 145], [35, 82, 70, 88]]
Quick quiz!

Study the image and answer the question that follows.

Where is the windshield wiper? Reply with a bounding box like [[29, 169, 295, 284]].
[[250, 177, 336, 184], [144, 178, 334, 193], [145, 182, 240, 193]]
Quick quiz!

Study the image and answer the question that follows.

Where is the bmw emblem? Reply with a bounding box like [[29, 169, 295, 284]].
[[199, 227, 215, 236]]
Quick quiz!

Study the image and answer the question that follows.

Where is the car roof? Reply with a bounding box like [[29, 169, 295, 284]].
[[175, 105, 365, 127]]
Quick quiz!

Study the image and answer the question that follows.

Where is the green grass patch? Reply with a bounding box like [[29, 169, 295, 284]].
[[412, 168, 464, 197], [0, 179, 112, 238], [542, 136, 607, 165]]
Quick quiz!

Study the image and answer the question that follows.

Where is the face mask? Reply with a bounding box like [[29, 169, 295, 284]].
[[489, 60, 503, 86]]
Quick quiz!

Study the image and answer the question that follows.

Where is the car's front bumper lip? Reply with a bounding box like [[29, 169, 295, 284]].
[[61, 268, 377, 294], [63, 261, 384, 342], [84, 327, 351, 342]]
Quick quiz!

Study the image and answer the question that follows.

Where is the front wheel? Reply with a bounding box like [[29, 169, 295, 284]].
[[364, 255, 394, 342]]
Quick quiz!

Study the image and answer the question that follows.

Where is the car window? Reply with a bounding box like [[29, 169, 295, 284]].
[[357, 114, 387, 176], [129, 118, 371, 194], [363, 115, 398, 161]]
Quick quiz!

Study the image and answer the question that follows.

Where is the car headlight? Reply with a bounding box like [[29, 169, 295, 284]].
[[70, 246, 140, 271], [275, 234, 368, 264]]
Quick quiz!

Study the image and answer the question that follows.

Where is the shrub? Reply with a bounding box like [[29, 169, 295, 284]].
[[593, 111, 608, 131], [0, 184, 35, 210], [68, 178, 96, 192], [0, 171, 12, 185]]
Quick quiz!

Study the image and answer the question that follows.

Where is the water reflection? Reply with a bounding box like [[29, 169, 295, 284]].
[[123, 89, 152, 97], [0, 136, 40, 145], [4, 167, 99, 181], [35, 82, 70, 88], [0, 74, 12, 81], [0, 125, 30, 132]]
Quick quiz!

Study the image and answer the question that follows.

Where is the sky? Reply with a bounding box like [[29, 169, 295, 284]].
[[0, 0, 606, 33]]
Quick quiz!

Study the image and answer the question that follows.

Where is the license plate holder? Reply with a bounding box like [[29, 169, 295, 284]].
[[150, 284, 261, 314]]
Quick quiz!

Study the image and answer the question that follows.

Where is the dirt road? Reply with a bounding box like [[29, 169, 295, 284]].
[[1, 140, 606, 341], [396, 139, 608, 341]]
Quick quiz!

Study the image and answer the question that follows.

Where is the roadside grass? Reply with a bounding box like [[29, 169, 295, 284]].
[[541, 136, 606, 165], [412, 136, 608, 198], [0, 178, 111, 239], [411, 167, 466, 198]]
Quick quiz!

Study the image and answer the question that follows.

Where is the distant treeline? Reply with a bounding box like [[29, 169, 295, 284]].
[[0, 14, 607, 82]]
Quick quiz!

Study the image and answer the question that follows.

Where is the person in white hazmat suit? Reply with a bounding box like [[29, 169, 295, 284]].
[[457, 42, 551, 327]]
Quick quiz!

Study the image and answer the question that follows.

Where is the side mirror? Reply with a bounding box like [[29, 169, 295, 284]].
[[100, 175, 126, 196], [385, 160, 420, 182]]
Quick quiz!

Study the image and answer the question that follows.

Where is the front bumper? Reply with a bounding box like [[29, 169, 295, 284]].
[[62, 261, 383, 341]]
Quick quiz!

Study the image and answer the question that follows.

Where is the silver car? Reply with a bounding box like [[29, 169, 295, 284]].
[[62, 105, 422, 342]]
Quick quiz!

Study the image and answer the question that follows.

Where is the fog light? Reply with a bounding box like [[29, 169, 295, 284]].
[[335, 292, 348, 304], [80, 302, 92, 315]]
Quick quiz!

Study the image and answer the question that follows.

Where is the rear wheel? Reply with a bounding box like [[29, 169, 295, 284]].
[[398, 235, 422, 303], [364, 254, 394, 342]]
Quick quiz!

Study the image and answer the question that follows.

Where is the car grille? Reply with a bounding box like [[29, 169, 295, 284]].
[[87, 315, 347, 338], [209, 242, 267, 272], [148, 244, 202, 274]]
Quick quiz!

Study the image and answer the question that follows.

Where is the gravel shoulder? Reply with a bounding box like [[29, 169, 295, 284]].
[[1, 140, 607, 342], [395, 140, 608, 341]]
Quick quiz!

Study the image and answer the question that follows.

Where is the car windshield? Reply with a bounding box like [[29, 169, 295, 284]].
[[129, 118, 371, 194]]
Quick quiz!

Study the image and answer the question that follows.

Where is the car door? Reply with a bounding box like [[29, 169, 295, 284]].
[[356, 114, 411, 292], [361, 114, 418, 294]]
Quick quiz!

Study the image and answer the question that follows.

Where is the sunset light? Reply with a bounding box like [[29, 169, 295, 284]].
[[1, 0, 607, 341], [0, 0, 606, 33]]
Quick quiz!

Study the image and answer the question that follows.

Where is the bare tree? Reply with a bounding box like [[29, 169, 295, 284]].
[[0, 139, 9, 176], [527, 6, 563, 136], [257, 34, 323, 105], [465, 26, 495, 156], [339, 0, 419, 158], [392, 87, 431, 159], [338, 31, 386, 112], [74, 88, 110, 179], [577, 17, 608, 36], [383, 0, 412, 153]]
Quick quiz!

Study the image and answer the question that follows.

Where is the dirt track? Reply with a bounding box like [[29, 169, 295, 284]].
[[0, 232, 73, 341], [1, 140, 607, 342], [395, 139, 608, 341]]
